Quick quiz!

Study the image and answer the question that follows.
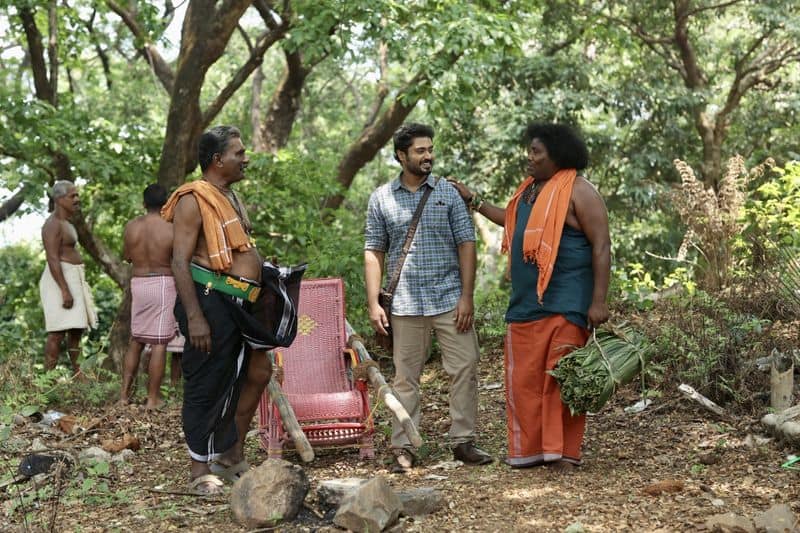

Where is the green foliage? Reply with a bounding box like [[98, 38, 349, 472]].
[[640, 291, 771, 408], [239, 150, 371, 331], [743, 161, 800, 248], [0, 354, 118, 421], [474, 285, 510, 345], [0, 244, 46, 357], [612, 263, 696, 311]]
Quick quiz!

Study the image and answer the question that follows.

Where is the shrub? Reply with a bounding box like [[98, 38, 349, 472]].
[[636, 291, 772, 412], [671, 155, 773, 291]]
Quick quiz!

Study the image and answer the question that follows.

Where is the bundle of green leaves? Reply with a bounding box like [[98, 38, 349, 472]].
[[548, 325, 652, 415]]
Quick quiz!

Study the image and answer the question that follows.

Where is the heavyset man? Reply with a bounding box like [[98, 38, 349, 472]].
[[450, 123, 611, 470]]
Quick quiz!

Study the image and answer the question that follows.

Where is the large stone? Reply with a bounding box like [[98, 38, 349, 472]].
[[754, 504, 797, 533], [705, 513, 755, 533], [333, 476, 402, 532], [230, 459, 309, 529], [397, 487, 444, 517], [317, 478, 369, 509]]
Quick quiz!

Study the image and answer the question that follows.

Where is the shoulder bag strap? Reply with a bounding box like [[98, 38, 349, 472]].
[[384, 178, 438, 295]]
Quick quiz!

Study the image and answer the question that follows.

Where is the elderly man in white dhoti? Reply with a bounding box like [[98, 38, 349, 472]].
[[39, 180, 98, 375]]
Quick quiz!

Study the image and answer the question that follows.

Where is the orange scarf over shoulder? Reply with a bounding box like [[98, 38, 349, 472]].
[[161, 180, 252, 273], [502, 169, 577, 303]]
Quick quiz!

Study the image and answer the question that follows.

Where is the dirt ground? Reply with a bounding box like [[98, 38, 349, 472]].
[[3, 344, 799, 532]]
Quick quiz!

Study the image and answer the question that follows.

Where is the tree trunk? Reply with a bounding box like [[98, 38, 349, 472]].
[[259, 51, 309, 154], [107, 283, 132, 372], [323, 84, 422, 210], [0, 186, 28, 222], [155, 0, 266, 190]]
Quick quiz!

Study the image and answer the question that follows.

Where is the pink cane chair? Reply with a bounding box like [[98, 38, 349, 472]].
[[258, 278, 374, 459]]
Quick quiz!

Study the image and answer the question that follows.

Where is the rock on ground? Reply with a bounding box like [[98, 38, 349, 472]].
[[230, 458, 309, 529], [333, 476, 402, 532]]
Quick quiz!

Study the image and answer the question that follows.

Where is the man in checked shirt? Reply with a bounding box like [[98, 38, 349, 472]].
[[364, 123, 493, 473]]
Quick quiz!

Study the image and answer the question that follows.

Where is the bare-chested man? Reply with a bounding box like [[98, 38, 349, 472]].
[[120, 184, 180, 410], [39, 180, 98, 374], [162, 126, 277, 495]]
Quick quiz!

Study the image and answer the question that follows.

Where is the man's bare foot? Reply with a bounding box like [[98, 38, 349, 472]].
[[145, 398, 164, 411], [189, 474, 224, 496], [549, 460, 577, 472]]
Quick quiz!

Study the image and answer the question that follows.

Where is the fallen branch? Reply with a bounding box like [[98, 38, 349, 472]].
[[146, 488, 226, 500], [345, 320, 423, 448], [678, 384, 726, 417]]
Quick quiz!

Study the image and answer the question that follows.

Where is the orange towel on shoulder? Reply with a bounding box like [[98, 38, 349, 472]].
[[502, 169, 577, 303], [161, 180, 251, 272]]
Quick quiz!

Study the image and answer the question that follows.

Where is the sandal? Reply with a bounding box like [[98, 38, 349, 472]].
[[189, 474, 225, 495], [209, 460, 251, 483], [391, 449, 416, 474]]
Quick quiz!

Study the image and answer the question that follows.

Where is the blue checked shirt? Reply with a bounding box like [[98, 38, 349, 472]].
[[365, 173, 475, 316]]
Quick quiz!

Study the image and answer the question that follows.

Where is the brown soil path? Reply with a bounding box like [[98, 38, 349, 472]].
[[3, 346, 798, 531]]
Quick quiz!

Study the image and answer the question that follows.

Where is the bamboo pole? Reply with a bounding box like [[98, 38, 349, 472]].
[[266, 376, 315, 463], [345, 321, 423, 448]]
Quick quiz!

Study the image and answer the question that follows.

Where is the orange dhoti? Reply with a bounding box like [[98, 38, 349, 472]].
[[504, 314, 589, 467]]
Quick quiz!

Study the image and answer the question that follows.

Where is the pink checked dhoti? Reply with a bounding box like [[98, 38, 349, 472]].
[[130, 275, 179, 345]]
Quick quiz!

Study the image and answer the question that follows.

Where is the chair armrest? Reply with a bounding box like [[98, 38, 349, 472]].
[[344, 348, 358, 368]]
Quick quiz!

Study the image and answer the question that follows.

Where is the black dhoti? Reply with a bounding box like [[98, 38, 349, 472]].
[[175, 262, 305, 462]]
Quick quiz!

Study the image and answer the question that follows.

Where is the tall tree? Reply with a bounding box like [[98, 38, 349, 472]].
[[599, 0, 800, 190]]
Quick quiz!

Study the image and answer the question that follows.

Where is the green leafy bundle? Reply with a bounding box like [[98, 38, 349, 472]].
[[548, 325, 652, 415]]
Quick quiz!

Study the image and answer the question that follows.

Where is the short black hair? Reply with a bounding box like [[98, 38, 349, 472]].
[[392, 123, 434, 162], [198, 126, 242, 172], [524, 123, 589, 170], [143, 183, 167, 210]]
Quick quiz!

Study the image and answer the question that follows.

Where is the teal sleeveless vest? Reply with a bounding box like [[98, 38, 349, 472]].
[[505, 199, 593, 328]]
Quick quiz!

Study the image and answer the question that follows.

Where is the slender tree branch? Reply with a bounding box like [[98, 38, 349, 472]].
[[250, 65, 266, 151], [0, 186, 29, 222], [18, 6, 54, 104], [672, 0, 705, 88], [106, 0, 175, 93], [48, 0, 59, 107], [364, 39, 389, 128], [84, 9, 113, 90], [683, 0, 744, 19], [201, 23, 288, 128]]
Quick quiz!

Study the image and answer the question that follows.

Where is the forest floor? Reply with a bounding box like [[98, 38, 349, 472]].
[[3, 342, 799, 533]]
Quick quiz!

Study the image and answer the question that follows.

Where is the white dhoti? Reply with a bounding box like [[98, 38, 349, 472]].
[[39, 262, 99, 332]]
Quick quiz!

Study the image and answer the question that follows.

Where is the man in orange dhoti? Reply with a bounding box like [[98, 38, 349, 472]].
[[450, 123, 611, 470]]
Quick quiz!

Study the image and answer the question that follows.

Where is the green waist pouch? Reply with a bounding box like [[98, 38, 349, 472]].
[[190, 263, 261, 303]]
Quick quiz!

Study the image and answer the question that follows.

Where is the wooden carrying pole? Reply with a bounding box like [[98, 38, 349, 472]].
[[345, 321, 423, 448], [266, 375, 315, 463]]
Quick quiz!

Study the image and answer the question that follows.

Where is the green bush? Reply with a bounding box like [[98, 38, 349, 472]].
[[240, 150, 371, 332], [743, 160, 800, 248], [639, 291, 771, 410], [0, 244, 47, 361]]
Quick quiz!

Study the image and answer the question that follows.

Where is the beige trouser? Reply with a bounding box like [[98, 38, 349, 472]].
[[390, 309, 480, 449]]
